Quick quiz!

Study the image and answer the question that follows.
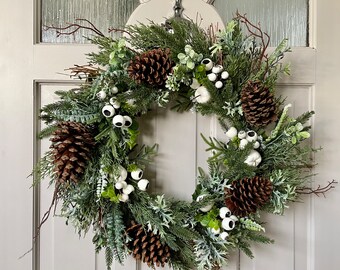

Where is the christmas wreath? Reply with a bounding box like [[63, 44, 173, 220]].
[[34, 14, 336, 270]]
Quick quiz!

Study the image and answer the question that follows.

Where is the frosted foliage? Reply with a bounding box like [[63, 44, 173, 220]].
[[41, 0, 140, 43], [214, 0, 308, 46]]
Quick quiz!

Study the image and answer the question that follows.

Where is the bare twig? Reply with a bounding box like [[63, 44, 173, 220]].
[[108, 27, 131, 36], [65, 64, 101, 81], [98, 207, 104, 228], [34, 183, 61, 240], [44, 18, 105, 38], [235, 12, 270, 74], [297, 180, 337, 197]]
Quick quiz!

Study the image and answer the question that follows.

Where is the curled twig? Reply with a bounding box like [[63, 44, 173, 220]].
[[44, 18, 105, 38], [297, 180, 337, 197]]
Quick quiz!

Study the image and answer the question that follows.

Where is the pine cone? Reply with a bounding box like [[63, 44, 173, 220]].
[[127, 48, 174, 87], [241, 80, 278, 127], [126, 222, 171, 267], [50, 121, 95, 184], [225, 176, 273, 217]]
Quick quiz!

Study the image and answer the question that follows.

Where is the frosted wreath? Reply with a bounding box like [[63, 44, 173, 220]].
[[33, 14, 336, 270]]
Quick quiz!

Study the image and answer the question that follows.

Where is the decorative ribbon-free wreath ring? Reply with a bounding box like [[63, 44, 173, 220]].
[[34, 14, 336, 270]]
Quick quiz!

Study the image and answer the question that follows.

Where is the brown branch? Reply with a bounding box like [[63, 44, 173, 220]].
[[44, 18, 105, 38], [297, 180, 337, 197], [108, 27, 131, 36], [235, 12, 270, 74], [34, 183, 61, 240], [98, 207, 104, 228]]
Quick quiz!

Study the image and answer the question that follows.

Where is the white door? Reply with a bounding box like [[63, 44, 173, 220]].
[[1, 0, 339, 270]]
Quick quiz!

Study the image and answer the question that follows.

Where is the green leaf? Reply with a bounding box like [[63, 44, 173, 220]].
[[208, 219, 221, 230], [178, 53, 186, 60], [102, 186, 119, 203], [187, 61, 195, 70], [200, 215, 210, 227], [299, 131, 310, 139], [291, 136, 297, 144]]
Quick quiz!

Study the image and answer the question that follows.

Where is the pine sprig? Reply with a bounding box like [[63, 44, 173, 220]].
[[127, 19, 210, 59]]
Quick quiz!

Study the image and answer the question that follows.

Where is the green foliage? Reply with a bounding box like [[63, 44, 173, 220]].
[[196, 207, 221, 230], [88, 37, 133, 69], [201, 134, 256, 181], [106, 204, 127, 264], [127, 19, 210, 59], [194, 234, 229, 270], [30, 151, 55, 186], [240, 218, 265, 232], [101, 185, 120, 203]]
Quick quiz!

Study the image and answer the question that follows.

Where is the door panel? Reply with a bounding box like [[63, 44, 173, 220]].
[[1, 0, 340, 270]]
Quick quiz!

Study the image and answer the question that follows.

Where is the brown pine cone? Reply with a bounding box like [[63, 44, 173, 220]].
[[50, 121, 95, 184], [127, 48, 174, 87], [225, 176, 273, 217], [126, 222, 171, 267], [241, 80, 278, 128]]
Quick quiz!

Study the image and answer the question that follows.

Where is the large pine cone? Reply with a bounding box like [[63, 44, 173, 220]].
[[225, 176, 273, 217], [241, 80, 278, 128], [50, 121, 95, 184], [127, 48, 173, 87], [126, 222, 171, 267]]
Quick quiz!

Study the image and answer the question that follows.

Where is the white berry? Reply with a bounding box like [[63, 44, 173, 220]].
[[221, 71, 229, 79], [195, 86, 211, 104], [219, 207, 232, 219], [123, 184, 135, 195], [138, 179, 150, 191], [131, 169, 143, 180], [207, 73, 217, 82], [225, 127, 238, 139], [201, 58, 213, 71], [212, 65, 223, 74], [215, 81, 223, 89], [111, 86, 119, 94], [123, 116, 132, 127], [119, 193, 129, 202], [102, 105, 115, 118], [97, 90, 107, 100], [112, 115, 125, 128], [222, 217, 236, 231]]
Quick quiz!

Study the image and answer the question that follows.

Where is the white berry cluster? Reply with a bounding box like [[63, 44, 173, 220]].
[[98, 86, 133, 128], [225, 127, 263, 167], [196, 195, 237, 241], [191, 58, 229, 104], [114, 166, 150, 202], [216, 207, 238, 240]]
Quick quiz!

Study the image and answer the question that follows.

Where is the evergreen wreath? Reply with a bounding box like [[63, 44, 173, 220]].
[[33, 14, 337, 270]]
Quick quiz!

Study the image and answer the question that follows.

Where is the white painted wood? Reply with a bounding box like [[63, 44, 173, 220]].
[[314, 0, 340, 269], [1, 0, 340, 270], [0, 0, 34, 269], [127, 0, 224, 30]]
